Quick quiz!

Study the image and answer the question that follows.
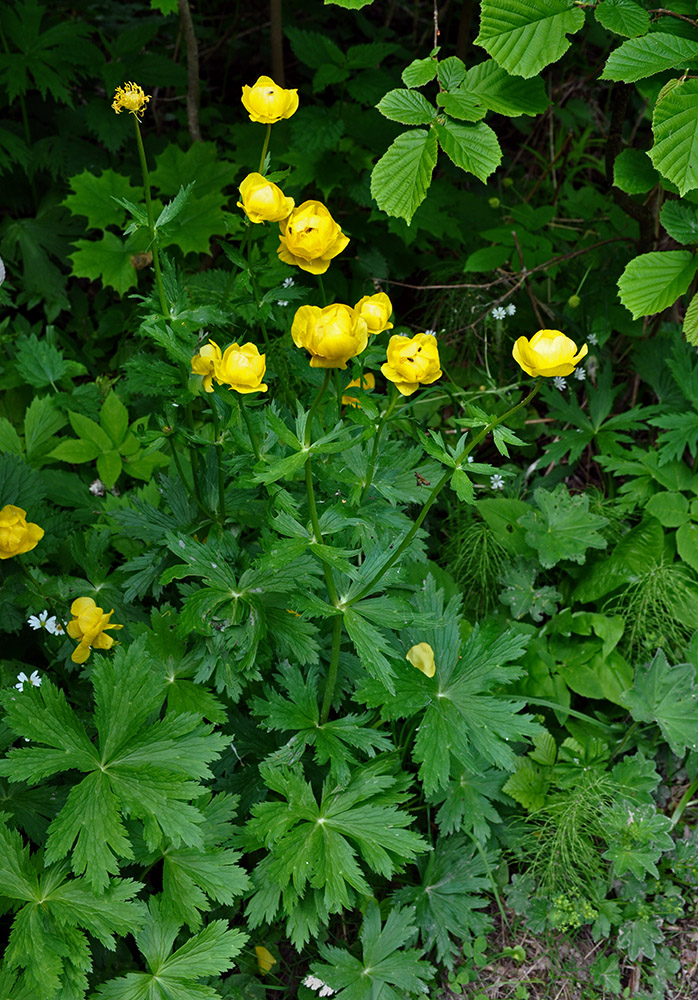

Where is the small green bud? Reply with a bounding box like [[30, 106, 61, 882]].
[[567, 294, 581, 308], [502, 177, 514, 189], [488, 197, 500, 208]]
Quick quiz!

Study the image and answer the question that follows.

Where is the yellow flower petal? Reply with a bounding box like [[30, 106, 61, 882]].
[[406, 642, 436, 677], [255, 945, 277, 974], [512, 329, 587, 378]]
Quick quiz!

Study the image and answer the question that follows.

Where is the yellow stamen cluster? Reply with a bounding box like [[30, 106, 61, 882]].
[[112, 82, 151, 120]]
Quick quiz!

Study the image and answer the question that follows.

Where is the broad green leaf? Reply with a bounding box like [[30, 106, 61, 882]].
[[518, 484, 608, 568], [595, 0, 650, 37], [70, 231, 142, 295], [450, 468, 475, 503], [602, 802, 674, 879], [465, 60, 550, 116], [434, 120, 502, 182], [48, 438, 101, 463], [63, 169, 143, 230], [68, 410, 113, 451], [613, 148, 660, 194], [644, 490, 689, 527], [602, 33, 698, 83], [23, 395, 66, 462], [677, 519, 698, 570], [437, 56, 467, 90], [621, 649, 698, 755], [97, 450, 123, 488], [436, 90, 486, 122], [14, 333, 73, 389], [100, 391, 130, 447], [370, 128, 438, 224], [402, 57, 438, 88], [660, 200, 698, 245], [475, 0, 585, 79], [650, 79, 698, 195], [618, 250, 698, 319], [502, 757, 549, 810], [0, 419, 22, 456], [150, 141, 238, 200], [159, 191, 228, 256], [376, 88, 436, 125], [325, 0, 375, 8], [683, 292, 698, 344]]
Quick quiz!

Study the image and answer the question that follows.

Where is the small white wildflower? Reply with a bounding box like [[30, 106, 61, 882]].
[[553, 376, 567, 390], [491, 306, 506, 320], [490, 474, 505, 490], [89, 479, 106, 496], [27, 611, 50, 630], [282, 276, 295, 287], [424, 328, 436, 336], [587, 333, 598, 346], [467, 455, 474, 464], [15, 670, 42, 692], [276, 299, 289, 307], [506, 303, 516, 316], [50, 620, 65, 635], [574, 366, 586, 381]]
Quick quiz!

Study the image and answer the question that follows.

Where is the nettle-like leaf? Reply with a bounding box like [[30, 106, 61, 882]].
[[370, 128, 438, 224], [620, 649, 698, 756], [602, 33, 698, 83], [251, 662, 393, 783], [618, 250, 698, 319], [650, 79, 698, 196], [392, 837, 494, 967], [0, 637, 227, 890], [0, 824, 144, 1000], [94, 897, 246, 1000], [434, 119, 502, 183], [311, 901, 435, 1000], [475, 0, 585, 79], [463, 59, 549, 116], [518, 484, 608, 568], [595, 0, 649, 37], [245, 759, 428, 941]]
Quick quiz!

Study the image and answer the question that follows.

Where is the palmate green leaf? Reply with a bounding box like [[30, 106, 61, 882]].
[[63, 169, 143, 230], [464, 60, 549, 116], [0, 638, 226, 890], [518, 484, 608, 568], [252, 663, 393, 783], [163, 846, 250, 931], [393, 837, 493, 967], [344, 608, 399, 692], [475, 0, 585, 79], [69, 231, 143, 295], [595, 0, 650, 37], [246, 759, 428, 923], [376, 89, 436, 125], [621, 649, 698, 755], [95, 898, 246, 1000], [602, 802, 674, 879], [370, 128, 438, 224], [150, 141, 239, 200], [312, 902, 435, 1000], [14, 333, 76, 389], [23, 395, 67, 463], [601, 33, 698, 83], [0, 824, 144, 1000], [434, 120, 502, 182], [650, 79, 698, 196], [618, 250, 698, 319], [430, 760, 509, 840]]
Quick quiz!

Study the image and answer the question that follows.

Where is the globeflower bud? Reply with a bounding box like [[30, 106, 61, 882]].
[[381, 333, 442, 396], [512, 329, 588, 378], [567, 294, 581, 309], [292, 303, 368, 369], [278, 200, 349, 275], [237, 173, 294, 224], [354, 292, 393, 335], [0, 505, 44, 560], [191, 341, 222, 393], [67, 597, 122, 664], [406, 642, 436, 677], [215, 342, 268, 394], [241, 76, 299, 124]]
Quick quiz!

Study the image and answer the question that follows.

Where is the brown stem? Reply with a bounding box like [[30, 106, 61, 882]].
[[605, 82, 654, 251], [179, 0, 202, 142]]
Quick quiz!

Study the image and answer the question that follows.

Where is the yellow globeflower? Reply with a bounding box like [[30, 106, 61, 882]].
[[237, 173, 294, 224], [241, 76, 299, 124], [406, 642, 436, 678], [381, 333, 442, 396], [278, 200, 349, 275], [342, 372, 376, 408], [215, 342, 268, 394], [512, 329, 588, 378], [191, 341, 222, 393], [354, 292, 393, 335], [112, 82, 151, 120], [292, 303, 368, 369], [0, 505, 44, 560], [67, 597, 122, 665], [254, 946, 277, 975]]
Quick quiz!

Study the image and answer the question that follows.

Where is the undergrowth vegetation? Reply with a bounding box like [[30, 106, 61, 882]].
[[0, 0, 697, 998]]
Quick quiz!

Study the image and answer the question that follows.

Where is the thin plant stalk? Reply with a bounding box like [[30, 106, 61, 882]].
[[320, 615, 343, 725], [167, 435, 212, 521], [347, 380, 542, 606], [360, 385, 400, 503], [240, 398, 263, 462], [209, 399, 227, 521], [258, 123, 272, 173], [133, 119, 169, 318]]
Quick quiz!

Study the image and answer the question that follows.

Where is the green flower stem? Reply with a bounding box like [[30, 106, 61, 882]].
[[167, 435, 212, 520], [209, 399, 227, 522], [244, 228, 271, 352], [18, 561, 51, 604], [346, 380, 542, 607], [258, 123, 272, 173], [671, 774, 698, 828], [133, 117, 169, 318], [317, 274, 327, 306], [360, 385, 400, 503], [184, 402, 205, 503], [521, 696, 614, 730], [320, 615, 343, 725], [304, 372, 339, 609], [240, 398, 263, 462]]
